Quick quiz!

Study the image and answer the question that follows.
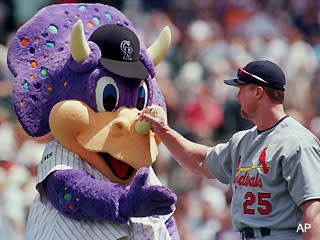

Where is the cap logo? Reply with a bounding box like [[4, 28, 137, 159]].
[[120, 40, 133, 61]]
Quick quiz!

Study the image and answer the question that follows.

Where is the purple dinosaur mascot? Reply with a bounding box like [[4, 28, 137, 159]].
[[7, 3, 179, 240]]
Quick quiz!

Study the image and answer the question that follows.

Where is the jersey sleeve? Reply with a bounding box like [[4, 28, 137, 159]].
[[282, 139, 320, 206], [205, 141, 233, 184]]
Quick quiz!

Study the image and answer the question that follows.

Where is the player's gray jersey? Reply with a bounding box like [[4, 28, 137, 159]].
[[25, 140, 172, 240], [206, 116, 320, 234]]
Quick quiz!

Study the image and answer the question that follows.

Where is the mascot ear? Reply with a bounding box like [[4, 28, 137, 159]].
[[147, 26, 171, 67]]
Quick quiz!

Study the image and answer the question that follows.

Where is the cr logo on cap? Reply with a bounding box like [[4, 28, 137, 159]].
[[120, 40, 133, 61]]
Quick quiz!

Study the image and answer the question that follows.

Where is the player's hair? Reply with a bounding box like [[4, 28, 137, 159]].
[[263, 87, 284, 104]]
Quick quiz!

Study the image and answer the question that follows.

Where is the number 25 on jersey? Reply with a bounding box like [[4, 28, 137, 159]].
[[243, 192, 272, 215]]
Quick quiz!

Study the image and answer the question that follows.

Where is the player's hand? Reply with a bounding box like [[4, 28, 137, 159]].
[[138, 105, 168, 135], [119, 167, 176, 217]]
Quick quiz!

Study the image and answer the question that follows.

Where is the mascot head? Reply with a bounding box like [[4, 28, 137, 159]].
[[8, 3, 170, 185]]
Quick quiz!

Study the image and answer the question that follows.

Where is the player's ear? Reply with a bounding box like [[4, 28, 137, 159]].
[[256, 86, 264, 99]]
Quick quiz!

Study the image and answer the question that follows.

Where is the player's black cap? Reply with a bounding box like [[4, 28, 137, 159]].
[[224, 60, 286, 91], [89, 24, 149, 80]]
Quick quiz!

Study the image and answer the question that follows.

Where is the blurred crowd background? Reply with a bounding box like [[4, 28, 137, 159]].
[[1, 0, 320, 239]]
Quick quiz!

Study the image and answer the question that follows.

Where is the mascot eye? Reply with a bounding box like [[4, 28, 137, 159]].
[[136, 80, 148, 110], [96, 77, 119, 112]]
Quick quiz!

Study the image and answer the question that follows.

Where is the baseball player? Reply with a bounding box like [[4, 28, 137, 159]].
[[140, 60, 320, 239]]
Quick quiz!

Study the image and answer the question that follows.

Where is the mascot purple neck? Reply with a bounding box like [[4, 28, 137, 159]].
[[8, 3, 179, 240]]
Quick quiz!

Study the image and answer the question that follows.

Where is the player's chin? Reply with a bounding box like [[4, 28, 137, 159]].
[[240, 109, 250, 120], [242, 111, 256, 123]]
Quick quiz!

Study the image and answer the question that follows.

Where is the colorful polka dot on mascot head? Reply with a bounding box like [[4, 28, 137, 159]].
[[8, 3, 179, 240]]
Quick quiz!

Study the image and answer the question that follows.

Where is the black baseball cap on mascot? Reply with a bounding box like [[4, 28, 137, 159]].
[[89, 23, 149, 80], [224, 60, 286, 92]]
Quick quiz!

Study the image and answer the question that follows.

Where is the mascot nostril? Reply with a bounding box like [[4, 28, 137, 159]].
[[111, 118, 131, 136], [8, 3, 179, 240]]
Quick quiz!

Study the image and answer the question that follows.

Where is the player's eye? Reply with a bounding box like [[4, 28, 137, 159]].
[[136, 80, 148, 110], [96, 76, 119, 112]]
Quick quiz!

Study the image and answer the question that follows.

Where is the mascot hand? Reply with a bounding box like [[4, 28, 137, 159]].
[[119, 167, 177, 218]]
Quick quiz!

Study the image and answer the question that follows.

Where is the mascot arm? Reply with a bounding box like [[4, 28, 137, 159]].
[[43, 169, 129, 223], [43, 168, 176, 223], [165, 216, 180, 240]]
